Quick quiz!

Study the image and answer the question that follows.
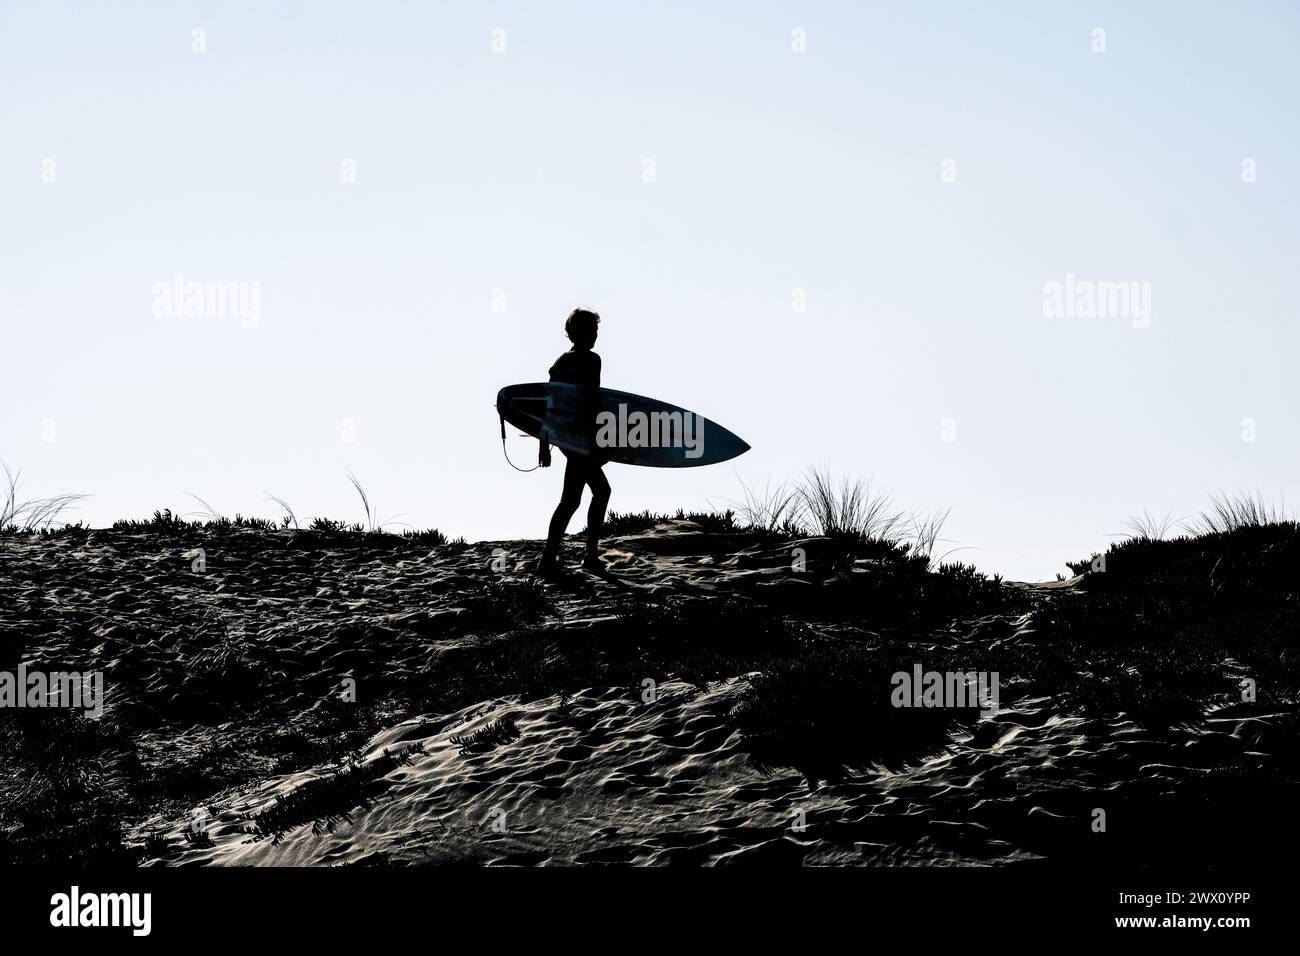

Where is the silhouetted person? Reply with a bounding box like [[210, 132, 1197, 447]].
[[537, 308, 610, 574]]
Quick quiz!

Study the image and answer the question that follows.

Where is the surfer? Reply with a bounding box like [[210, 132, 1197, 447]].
[[537, 308, 611, 574]]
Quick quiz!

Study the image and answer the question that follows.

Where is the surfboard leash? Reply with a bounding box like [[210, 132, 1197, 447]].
[[500, 414, 542, 472]]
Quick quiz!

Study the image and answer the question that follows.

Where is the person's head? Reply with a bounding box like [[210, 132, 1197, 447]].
[[565, 308, 600, 349]]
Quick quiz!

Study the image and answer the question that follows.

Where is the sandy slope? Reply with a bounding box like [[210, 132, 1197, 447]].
[[2, 519, 1295, 866], [148, 674, 1290, 867]]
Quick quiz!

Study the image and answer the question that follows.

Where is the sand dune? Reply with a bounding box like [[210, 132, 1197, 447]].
[[2, 518, 1296, 865]]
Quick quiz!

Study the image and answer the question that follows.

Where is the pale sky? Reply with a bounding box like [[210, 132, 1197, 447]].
[[2, 1, 1297, 580]]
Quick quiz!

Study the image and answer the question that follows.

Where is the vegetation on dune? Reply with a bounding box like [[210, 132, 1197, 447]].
[[2, 468, 464, 546], [598, 469, 956, 568], [247, 745, 424, 847], [464, 577, 553, 631], [0, 463, 86, 533], [0, 711, 138, 865], [1079, 490, 1293, 571], [732, 489, 1299, 777], [1185, 489, 1289, 537], [450, 715, 521, 755], [593, 508, 746, 536], [1122, 507, 1180, 543], [726, 467, 959, 570], [731, 477, 805, 537], [1051, 500, 1300, 718]]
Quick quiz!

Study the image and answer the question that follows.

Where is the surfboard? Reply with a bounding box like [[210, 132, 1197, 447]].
[[496, 382, 750, 468]]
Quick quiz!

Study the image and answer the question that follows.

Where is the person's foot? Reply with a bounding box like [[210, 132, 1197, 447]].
[[535, 553, 562, 576], [581, 554, 605, 573]]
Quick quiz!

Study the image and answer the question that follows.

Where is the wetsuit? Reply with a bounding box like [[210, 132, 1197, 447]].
[[541, 347, 610, 565]]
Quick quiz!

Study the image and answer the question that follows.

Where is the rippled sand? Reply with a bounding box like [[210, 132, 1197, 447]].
[[152, 686, 1295, 866]]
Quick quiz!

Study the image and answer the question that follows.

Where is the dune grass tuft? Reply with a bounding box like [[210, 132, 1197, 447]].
[[248, 745, 423, 845], [1071, 491, 1294, 576], [1184, 490, 1290, 536], [264, 493, 300, 529], [449, 715, 521, 755], [796, 467, 906, 543], [731, 478, 804, 536], [346, 471, 408, 533], [730, 467, 955, 568], [1, 463, 86, 533], [1123, 507, 1180, 542]]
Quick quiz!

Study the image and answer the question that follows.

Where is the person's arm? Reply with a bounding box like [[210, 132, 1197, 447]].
[[541, 354, 565, 467]]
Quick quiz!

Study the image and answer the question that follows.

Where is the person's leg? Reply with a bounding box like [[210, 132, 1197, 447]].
[[583, 463, 611, 566], [539, 455, 585, 568]]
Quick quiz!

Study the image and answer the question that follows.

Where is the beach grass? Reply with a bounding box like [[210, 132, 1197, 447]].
[[0, 463, 86, 533]]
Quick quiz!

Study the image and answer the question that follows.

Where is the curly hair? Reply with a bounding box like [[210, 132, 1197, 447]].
[[564, 308, 601, 344]]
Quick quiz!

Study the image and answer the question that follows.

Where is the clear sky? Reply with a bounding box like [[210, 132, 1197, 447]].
[[2, 0, 1297, 579]]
